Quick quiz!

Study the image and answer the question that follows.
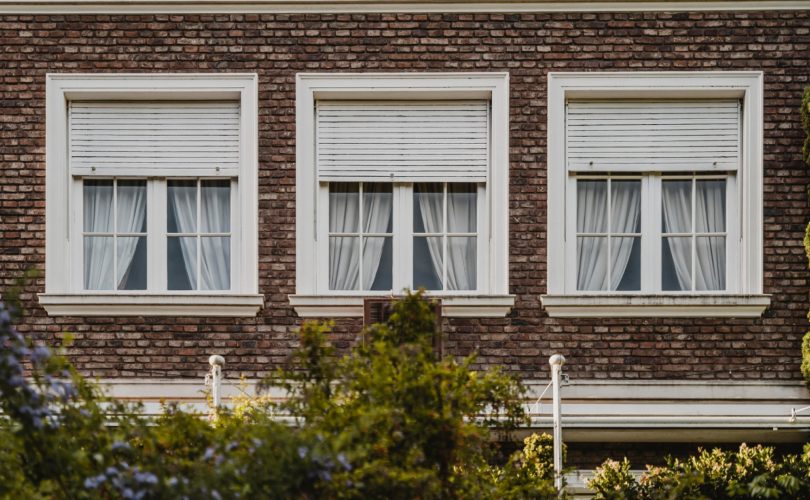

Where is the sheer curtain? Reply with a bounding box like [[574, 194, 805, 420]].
[[168, 183, 198, 289], [694, 181, 726, 290], [116, 182, 146, 289], [329, 184, 360, 290], [84, 181, 114, 290], [576, 181, 608, 291], [361, 185, 392, 290], [201, 182, 231, 290], [416, 184, 444, 288], [662, 181, 693, 291], [609, 182, 640, 291], [446, 185, 476, 290]]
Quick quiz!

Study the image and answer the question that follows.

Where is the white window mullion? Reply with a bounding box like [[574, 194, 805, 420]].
[[196, 180, 202, 291], [643, 174, 662, 293], [358, 183, 364, 291], [477, 183, 487, 293], [112, 179, 119, 290], [149, 179, 166, 292], [394, 184, 411, 294], [441, 183, 448, 291], [690, 176, 697, 292]]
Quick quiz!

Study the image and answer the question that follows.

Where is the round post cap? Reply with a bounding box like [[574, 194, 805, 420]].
[[209, 354, 226, 366], [549, 354, 566, 367]]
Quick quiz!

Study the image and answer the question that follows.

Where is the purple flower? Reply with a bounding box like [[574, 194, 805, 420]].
[[297, 446, 308, 459], [203, 447, 215, 461], [337, 453, 351, 471], [112, 441, 131, 452]]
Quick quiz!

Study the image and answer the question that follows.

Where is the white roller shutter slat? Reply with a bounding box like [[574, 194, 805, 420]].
[[70, 101, 241, 177], [317, 100, 489, 182], [566, 100, 740, 172]]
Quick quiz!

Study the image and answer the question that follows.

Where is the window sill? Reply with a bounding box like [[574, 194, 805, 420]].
[[38, 293, 264, 317], [289, 294, 515, 318], [540, 294, 771, 318]]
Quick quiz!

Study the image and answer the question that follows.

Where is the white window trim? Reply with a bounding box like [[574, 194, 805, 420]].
[[39, 73, 263, 317], [292, 72, 513, 318], [542, 71, 769, 318]]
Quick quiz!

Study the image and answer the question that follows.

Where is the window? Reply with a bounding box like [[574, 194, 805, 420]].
[[41, 74, 262, 316], [292, 73, 513, 318], [543, 72, 769, 318]]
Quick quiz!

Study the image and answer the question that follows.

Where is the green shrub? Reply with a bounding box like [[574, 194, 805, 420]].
[[803, 86, 810, 388]]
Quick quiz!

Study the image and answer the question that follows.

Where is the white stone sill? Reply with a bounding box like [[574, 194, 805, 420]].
[[289, 294, 515, 318], [38, 293, 264, 317], [540, 294, 771, 318]]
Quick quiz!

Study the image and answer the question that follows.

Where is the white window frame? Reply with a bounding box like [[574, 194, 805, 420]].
[[40, 73, 263, 316], [291, 73, 513, 318], [542, 71, 770, 318]]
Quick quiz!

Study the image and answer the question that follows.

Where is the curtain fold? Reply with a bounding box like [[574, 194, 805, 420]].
[[446, 185, 476, 290], [83, 182, 114, 290], [608, 182, 640, 291], [416, 183, 445, 289], [115, 182, 146, 290], [201, 182, 231, 290], [694, 181, 726, 290], [168, 183, 198, 289], [576, 181, 608, 291], [662, 181, 693, 291], [361, 185, 392, 290], [329, 184, 360, 290]]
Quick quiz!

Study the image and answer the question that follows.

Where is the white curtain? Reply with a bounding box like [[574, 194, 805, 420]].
[[168, 183, 198, 289], [694, 181, 726, 290], [361, 186, 392, 290], [115, 182, 146, 289], [329, 185, 360, 290], [662, 181, 693, 290], [83, 182, 114, 290], [200, 183, 231, 290], [416, 184, 444, 288], [576, 181, 608, 291], [608, 182, 640, 291], [446, 185, 476, 290]]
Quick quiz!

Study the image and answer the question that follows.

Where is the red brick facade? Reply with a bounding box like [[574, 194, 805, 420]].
[[0, 10, 808, 381]]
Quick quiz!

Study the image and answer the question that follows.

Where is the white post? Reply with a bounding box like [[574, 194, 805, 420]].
[[549, 354, 566, 493], [208, 354, 225, 409]]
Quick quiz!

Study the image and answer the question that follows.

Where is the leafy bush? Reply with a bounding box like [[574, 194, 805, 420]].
[[0, 292, 560, 498], [588, 443, 810, 500], [802, 85, 810, 388]]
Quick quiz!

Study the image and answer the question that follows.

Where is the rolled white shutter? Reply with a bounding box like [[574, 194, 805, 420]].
[[69, 101, 240, 177], [316, 100, 489, 182], [566, 100, 740, 172]]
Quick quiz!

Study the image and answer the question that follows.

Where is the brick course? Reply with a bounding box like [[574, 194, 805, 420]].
[[0, 11, 808, 381]]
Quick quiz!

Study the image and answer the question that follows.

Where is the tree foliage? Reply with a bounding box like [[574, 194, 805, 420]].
[[802, 85, 810, 388]]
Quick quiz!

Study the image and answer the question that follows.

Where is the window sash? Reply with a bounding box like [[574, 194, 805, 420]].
[[565, 172, 738, 294], [72, 177, 237, 293]]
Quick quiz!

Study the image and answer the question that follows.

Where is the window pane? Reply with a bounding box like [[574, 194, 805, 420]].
[[329, 183, 360, 234], [662, 236, 692, 291], [117, 236, 147, 290], [363, 236, 392, 291], [168, 180, 197, 234], [414, 183, 443, 234], [201, 236, 231, 291], [84, 236, 114, 290], [168, 236, 197, 290], [611, 180, 641, 234], [83, 180, 114, 233], [695, 179, 726, 233], [662, 180, 691, 233], [576, 180, 607, 233], [363, 183, 393, 233], [201, 180, 231, 233], [611, 237, 641, 292], [413, 236, 442, 290], [447, 183, 477, 233], [696, 236, 726, 291], [117, 180, 147, 233], [329, 236, 359, 290], [576, 236, 607, 291], [447, 236, 476, 291]]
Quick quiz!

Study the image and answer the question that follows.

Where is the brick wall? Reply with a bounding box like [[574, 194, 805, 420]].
[[0, 11, 807, 381]]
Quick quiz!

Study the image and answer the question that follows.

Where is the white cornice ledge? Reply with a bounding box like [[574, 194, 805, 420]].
[[540, 294, 771, 318], [38, 293, 265, 317], [290, 294, 515, 318]]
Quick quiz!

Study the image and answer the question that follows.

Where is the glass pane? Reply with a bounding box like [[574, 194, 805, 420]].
[[611, 180, 641, 234], [84, 236, 114, 290], [413, 236, 442, 290], [83, 180, 114, 232], [201, 180, 231, 233], [329, 236, 359, 290], [363, 237, 392, 291], [696, 236, 726, 291], [662, 180, 691, 233], [576, 236, 607, 291], [447, 236, 477, 291], [611, 237, 641, 292], [447, 183, 477, 233], [576, 180, 608, 233], [329, 183, 360, 234], [695, 179, 726, 233], [117, 236, 147, 290], [413, 183, 443, 234], [117, 180, 147, 233], [168, 236, 197, 290], [662, 236, 692, 291], [362, 183, 393, 233], [201, 236, 231, 291], [168, 180, 197, 234]]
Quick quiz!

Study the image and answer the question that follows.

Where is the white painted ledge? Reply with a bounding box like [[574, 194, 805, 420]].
[[38, 293, 264, 317], [289, 294, 515, 318], [540, 294, 771, 318]]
